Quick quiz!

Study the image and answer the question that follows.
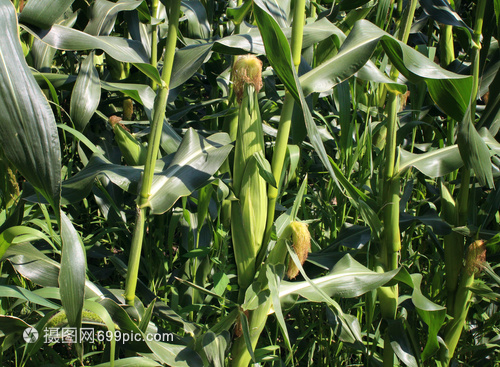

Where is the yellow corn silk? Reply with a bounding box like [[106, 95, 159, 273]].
[[287, 221, 311, 279], [231, 55, 268, 291]]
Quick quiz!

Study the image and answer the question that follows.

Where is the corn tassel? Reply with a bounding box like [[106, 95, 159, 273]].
[[231, 55, 267, 293]]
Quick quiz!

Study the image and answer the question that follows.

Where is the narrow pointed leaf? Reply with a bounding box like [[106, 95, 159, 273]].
[[181, 0, 211, 39], [59, 211, 86, 328], [60, 130, 232, 213], [148, 129, 232, 214], [19, 0, 75, 29], [202, 331, 229, 367], [2, 242, 103, 299], [21, 23, 149, 63], [388, 320, 419, 367], [146, 339, 204, 367], [399, 145, 464, 177], [420, 0, 472, 32], [32, 10, 79, 72], [0, 225, 53, 260], [299, 20, 472, 121], [21, 22, 161, 83], [458, 105, 494, 188], [0, 0, 61, 210], [253, 151, 277, 188], [266, 264, 292, 352], [279, 254, 400, 300], [70, 52, 101, 131], [84, 0, 143, 36], [394, 270, 446, 360], [0, 285, 60, 309]]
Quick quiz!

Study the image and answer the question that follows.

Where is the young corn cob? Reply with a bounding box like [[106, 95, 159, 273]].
[[231, 55, 268, 293], [109, 116, 148, 166], [232, 220, 309, 366]]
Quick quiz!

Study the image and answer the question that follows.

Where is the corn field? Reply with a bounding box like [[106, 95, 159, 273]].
[[1, 0, 500, 366]]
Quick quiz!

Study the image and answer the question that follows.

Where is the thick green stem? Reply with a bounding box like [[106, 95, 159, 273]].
[[151, 0, 159, 90], [263, 92, 294, 247], [124, 0, 181, 306], [263, 0, 305, 248], [441, 0, 486, 363], [442, 271, 474, 365], [232, 2, 306, 364], [378, 2, 417, 366], [382, 92, 401, 274], [439, 24, 455, 68]]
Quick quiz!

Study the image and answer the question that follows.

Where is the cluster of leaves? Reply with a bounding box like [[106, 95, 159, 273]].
[[0, 0, 500, 366]]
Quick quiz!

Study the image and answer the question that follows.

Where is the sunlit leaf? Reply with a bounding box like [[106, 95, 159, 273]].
[[59, 211, 86, 328], [0, 0, 61, 210], [19, 0, 75, 29], [70, 52, 101, 131], [84, 0, 143, 36], [399, 145, 464, 177], [458, 104, 494, 188]]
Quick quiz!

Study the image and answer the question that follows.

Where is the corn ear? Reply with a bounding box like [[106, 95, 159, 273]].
[[231, 55, 267, 291], [110, 116, 148, 166]]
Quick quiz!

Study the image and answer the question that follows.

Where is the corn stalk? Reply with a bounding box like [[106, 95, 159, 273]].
[[231, 1, 307, 364], [124, 0, 181, 306], [263, 0, 305, 251], [378, 1, 417, 365], [441, 0, 487, 363]]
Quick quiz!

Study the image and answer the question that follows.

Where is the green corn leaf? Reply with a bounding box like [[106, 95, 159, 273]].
[[266, 264, 292, 352], [253, 151, 277, 189], [181, 0, 211, 39], [148, 129, 232, 214], [84, 0, 143, 36], [394, 270, 446, 361], [146, 339, 204, 367], [420, 0, 472, 32], [21, 21, 162, 85], [0, 315, 32, 336], [21, 23, 149, 63], [59, 130, 232, 214], [238, 309, 257, 363], [227, 1, 252, 25], [0, 225, 53, 260], [299, 20, 472, 121], [0, 0, 61, 210], [458, 104, 495, 188], [32, 10, 78, 72], [59, 210, 86, 329], [387, 319, 419, 367], [19, 0, 75, 29], [279, 254, 400, 300], [100, 81, 181, 154], [0, 285, 60, 309], [70, 52, 101, 131], [83, 300, 116, 367], [201, 331, 230, 367], [399, 145, 464, 177]]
